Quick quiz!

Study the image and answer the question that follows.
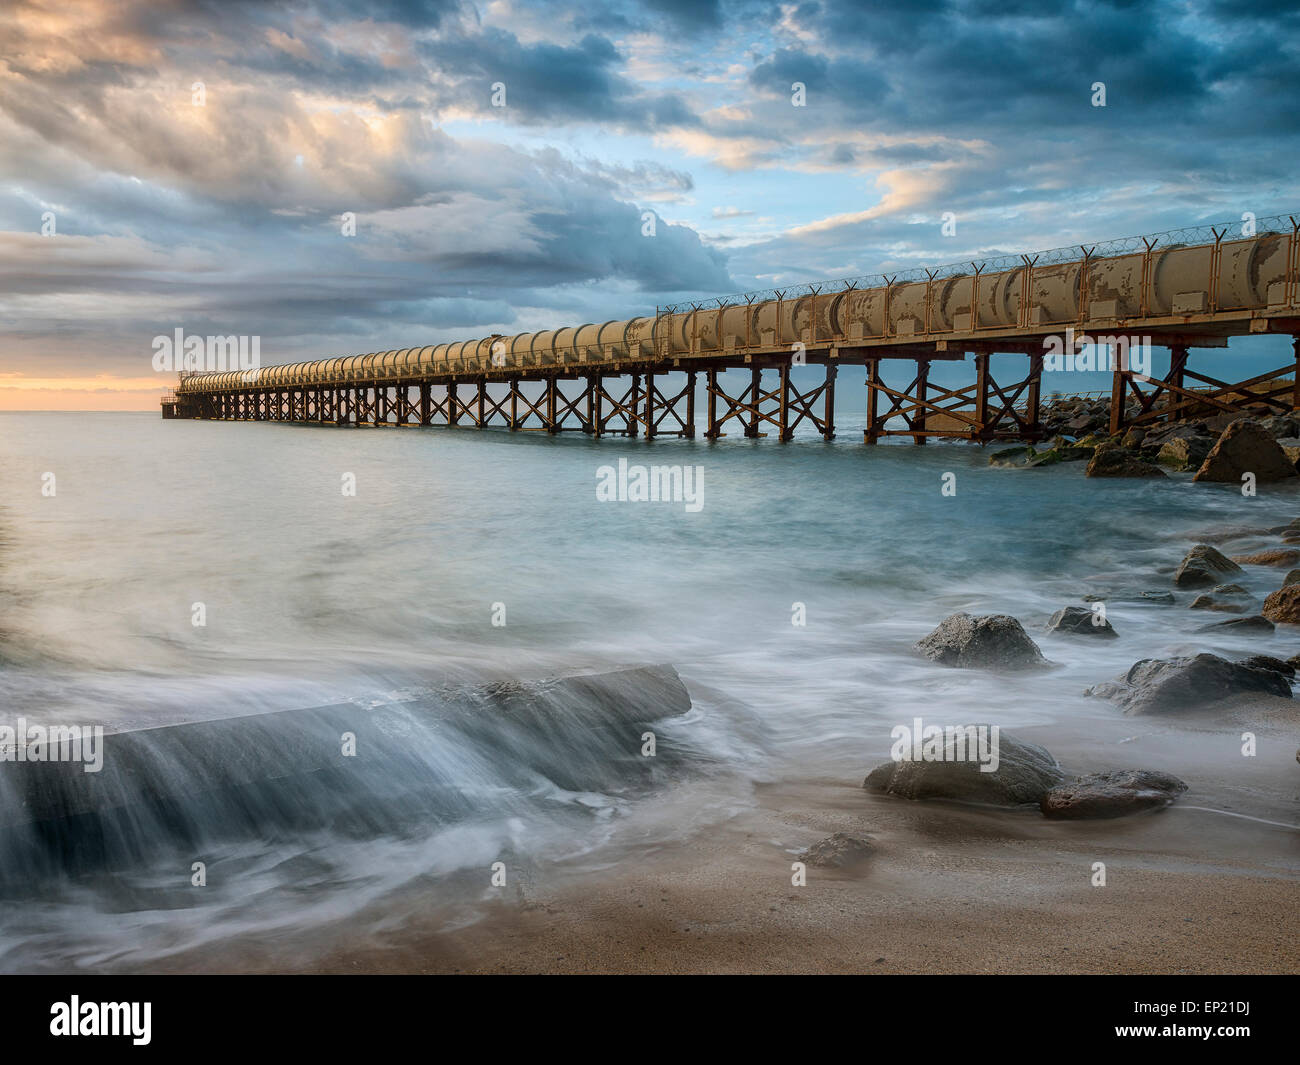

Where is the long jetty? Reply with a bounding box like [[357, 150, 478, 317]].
[[162, 213, 1300, 442]]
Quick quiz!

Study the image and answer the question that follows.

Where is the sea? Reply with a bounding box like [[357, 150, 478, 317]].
[[0, 395, 1296, 970]]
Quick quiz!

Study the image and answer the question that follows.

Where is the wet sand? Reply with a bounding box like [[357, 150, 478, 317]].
[[148, 698, 1299, 975]]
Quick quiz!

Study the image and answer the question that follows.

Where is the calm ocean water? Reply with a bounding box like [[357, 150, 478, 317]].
[[0, 405, 1297, 969]]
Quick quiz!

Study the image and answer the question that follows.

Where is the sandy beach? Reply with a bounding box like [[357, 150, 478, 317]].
[[124, 697, 1298, 975]]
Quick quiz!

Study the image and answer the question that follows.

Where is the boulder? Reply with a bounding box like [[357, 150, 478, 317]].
[[913, 613, 1048, 671], [988, 445, 1033, 468], [1046, 605, 1118, 637], [1085, 652, 1291, 714], [1258, 415, 1300, 440], [1195, 614, 1275, 633], [1085, 442, 1167, 478], [1156, 436, 1213, 471], [1040, 770, 1188, 819], [1230, 548, 1300, 568], [1273, 437, 1300, 469], [1261, 584, 1300, 624], [863, 728, 1064, 806], [1026, 446, 1094, 467], [1193, 420, 1299, 483], [1121, 427, 1147, 449], [1180, 523, 1270, 545], [1082, 590, 1174, 605], [1201, 412, 1249, 435], [1189, 584, 1254, 614], [1144, 422, 1207, 449], [1237, 655, 1296, 678], [1284, 569, 1300, 587], [989, 444, 1092, 469], [797, 833, 874, 868], [1172, 544, 1244, 588]]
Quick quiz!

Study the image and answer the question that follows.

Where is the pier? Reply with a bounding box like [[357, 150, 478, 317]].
[[163, 214, 1300, 443]]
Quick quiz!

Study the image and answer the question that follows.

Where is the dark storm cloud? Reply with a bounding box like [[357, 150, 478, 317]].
[[418, 29, 699, 128], [2, 0, 1299, 385]]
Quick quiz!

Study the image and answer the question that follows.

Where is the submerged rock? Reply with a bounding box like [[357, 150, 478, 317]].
[[1040, 770, 1188, 819], [1236, 655, 1296, 678], [988, 445, 1033, 468], [1181, 523, 1272, 545], [1046, 605, 1117, 637], [1085, 441, 1166, 478], [1026, 446, 1094, 467], [1196, 614, 1276, 633], [1085, 652, 1291, 714], [1261, 584, 1300, 624], [1189, 584, 1254, 614], [1173, 544, 1244, 588], [1082, 590, 1175, 605], [988, 444, 1092, 469], [1231, 548, 1300, 568], [914, 613, 1047, 671], [863, 728, 1064, 806], [797, 833, 874, 869], [1194, 420, 1299, 483]]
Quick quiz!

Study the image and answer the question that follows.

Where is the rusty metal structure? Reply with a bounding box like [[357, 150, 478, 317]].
[[163, 213, 1300, 442]]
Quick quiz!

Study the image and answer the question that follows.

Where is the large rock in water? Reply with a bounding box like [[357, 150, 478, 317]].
[[914, 613, 1047, 670], [1040, 770, 1188, 819], [1173, 544, 1243, 588], [1085, 653, 1292, 714], [797, 833, 873, 868], [1262, 584, 1300, 624], [1085, 441, 1166, 478], [1046, 605, 1117, 637], [1157, 436, 1213, 471], [1193, 420, 1299, 483], [863, 728, 1064, 806]]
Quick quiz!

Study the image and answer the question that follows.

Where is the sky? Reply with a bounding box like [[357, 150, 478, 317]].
[[1, 0, 1298, 410]]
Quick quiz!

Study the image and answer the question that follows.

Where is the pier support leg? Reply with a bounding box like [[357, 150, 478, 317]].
[[685, 372, 697, 439], [745, 368, 762, 438], [706, 370, 720, 439], [865, 359, 880, 444], [823, 364, 837, 441], [1025, 354, 1043, 440], [645, 372, 656, 440], [913, 360, 928, 444], [778, 363, 791, 442], [1109, 360, 1126, 436], [974, 352, 990, 441], [1166, 344, 1188, 419], [1293, 337, 1300, 411]]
